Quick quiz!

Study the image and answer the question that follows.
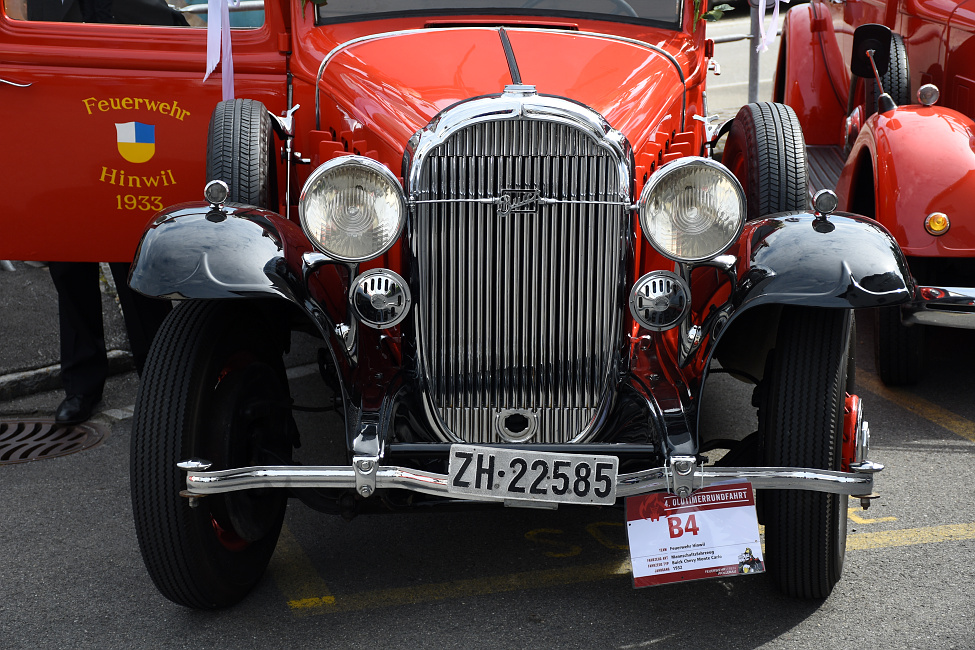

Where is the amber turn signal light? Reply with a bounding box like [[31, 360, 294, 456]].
[[924, 212, 950, 236]]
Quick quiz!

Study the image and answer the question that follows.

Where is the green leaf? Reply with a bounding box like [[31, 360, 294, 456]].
[[703, 5, 734, 21]]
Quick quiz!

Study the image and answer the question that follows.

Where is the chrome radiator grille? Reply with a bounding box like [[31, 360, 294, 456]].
[[411, 118, 627, 444]]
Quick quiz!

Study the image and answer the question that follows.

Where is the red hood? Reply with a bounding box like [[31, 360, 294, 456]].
[[316, 27, 691, 156]]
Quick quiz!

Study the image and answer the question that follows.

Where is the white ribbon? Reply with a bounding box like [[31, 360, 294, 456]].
[[756, 0, 789, 53], [204, 0, 238, 100]]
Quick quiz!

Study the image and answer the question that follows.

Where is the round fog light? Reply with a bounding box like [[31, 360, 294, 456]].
[[924, 212, 950, 236], [349, 269, 412, 329]]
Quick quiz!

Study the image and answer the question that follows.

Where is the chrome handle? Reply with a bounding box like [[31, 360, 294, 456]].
[[1, 77, 32, 88]]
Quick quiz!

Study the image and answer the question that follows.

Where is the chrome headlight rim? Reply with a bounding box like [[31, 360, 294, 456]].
[[298, 155, 407, 263], [638, 156, 746, 264]]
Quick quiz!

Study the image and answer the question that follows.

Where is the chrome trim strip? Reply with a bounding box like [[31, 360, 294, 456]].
[[904, 285, 975, 329], [0, 77, 32, 88], [182, 463, 880, 499], [498, 27, 523, 85], [410, 198, 630, 207]]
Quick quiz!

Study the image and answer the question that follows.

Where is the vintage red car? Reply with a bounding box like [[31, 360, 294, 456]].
[[774, 0, 975, 385], [2, 0, 911, 608]]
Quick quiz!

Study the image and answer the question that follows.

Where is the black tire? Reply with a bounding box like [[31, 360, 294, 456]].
[[874, 305, 924, 386], [722, 102, 808, 218], [759, 307, 852, 599], [865, 33, 910, 117], [131, 301, 292, 609], [206, 98, 277, 208]]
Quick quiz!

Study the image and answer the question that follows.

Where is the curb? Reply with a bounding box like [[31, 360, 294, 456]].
[[0, 349, 135, 402]]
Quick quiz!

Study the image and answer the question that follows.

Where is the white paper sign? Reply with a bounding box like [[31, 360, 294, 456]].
[[626, 482, 764, 587]]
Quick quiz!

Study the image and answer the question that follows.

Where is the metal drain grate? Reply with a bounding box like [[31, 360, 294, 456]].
[[0, 418, 107, 464]]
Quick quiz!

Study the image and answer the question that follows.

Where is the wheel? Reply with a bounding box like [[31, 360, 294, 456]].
[[722, 102, 808, 218], [206, 98, 277, 208], [130, 301, 293, 609], [759, 307, 852, 599], [865, 33, 910, 117], [874, 305, 923, 386]]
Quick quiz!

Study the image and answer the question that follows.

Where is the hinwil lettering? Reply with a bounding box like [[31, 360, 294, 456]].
[[99, 167, 176, 188]]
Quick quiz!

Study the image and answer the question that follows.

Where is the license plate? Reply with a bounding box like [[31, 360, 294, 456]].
[[447, 444, 619, 505]]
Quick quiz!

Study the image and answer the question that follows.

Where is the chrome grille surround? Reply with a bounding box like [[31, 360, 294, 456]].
[[404, 88, 633, 444]]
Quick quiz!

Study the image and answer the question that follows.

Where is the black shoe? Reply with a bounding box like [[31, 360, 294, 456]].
[[55, 394, 100, 425]]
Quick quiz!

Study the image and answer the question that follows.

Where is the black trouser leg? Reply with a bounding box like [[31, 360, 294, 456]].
[[108, 262, 171, 375], [49, 261, 107, 399]]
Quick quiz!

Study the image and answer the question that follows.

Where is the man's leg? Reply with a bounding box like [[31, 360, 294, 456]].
[[109, 262, 171, 375], [49, 261, 107, 423]]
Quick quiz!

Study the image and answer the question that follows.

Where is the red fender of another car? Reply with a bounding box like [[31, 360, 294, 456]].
[[836, 105, 975, 257], [774, 2, 847, 146]]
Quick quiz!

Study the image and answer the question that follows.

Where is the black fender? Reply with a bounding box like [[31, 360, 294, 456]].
[[698, 211, 913, 413], [733, 211, 913, 312], [129, 201, 393, 460], [129, 202, 312, 303]]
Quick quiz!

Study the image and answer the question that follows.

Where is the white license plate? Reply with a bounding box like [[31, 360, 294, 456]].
[[447, 444, 619, 505]]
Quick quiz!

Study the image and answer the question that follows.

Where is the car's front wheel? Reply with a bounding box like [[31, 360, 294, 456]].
[[130, 301, 293, 609], [759, 306, 851, 599]]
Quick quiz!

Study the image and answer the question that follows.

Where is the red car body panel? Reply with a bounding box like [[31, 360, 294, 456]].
[[0, 2, 290, 262], [837, 107, 975, 256]]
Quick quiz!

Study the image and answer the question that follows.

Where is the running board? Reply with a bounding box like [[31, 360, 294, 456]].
[[807, 145, 845, 198]]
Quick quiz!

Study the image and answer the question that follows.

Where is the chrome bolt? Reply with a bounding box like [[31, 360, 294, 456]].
[[674, 460, 692, 475], [359, 485, 373, 497], [357, 460, 374, 473], [676, 486, 690, 498]]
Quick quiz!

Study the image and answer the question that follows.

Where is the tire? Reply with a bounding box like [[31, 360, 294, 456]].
[[722, 102, 808, 218], [759, 307, 852, 599], [874, 305, 924, 386], [130, 301, 292, 609], [206, 98, 277, 208], [865, 33, 910, 117]]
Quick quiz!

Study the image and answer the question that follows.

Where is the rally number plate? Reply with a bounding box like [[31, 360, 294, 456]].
[[447, 444, 619, 505]]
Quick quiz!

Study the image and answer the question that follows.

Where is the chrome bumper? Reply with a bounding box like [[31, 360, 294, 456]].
[[904, 285, 975, 329], [178, 459, 883, 502]]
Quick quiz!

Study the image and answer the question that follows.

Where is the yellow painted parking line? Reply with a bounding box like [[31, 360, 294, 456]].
[[270, 525, 336, 608], [279, 522, 975, 615], [858, 371, 975, 443], [848, 509, 896, 524], [846, 522, 975, 551]]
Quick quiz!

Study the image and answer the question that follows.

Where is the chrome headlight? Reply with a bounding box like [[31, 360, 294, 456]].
[[299, 156, 406, 262], [638, 157, 745, 263]]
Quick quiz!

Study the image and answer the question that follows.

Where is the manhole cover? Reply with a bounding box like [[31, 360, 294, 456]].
[[0, 418, 107, 464]]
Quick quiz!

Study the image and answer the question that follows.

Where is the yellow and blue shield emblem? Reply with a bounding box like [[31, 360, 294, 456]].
[[115, 122, 155, 163]]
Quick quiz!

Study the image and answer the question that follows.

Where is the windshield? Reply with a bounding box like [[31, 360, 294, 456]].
[[316, 0, 684, 29]]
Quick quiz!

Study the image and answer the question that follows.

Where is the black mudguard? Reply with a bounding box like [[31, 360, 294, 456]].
[[129, 202, 311, 304], [734, 212, 913, 311]]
